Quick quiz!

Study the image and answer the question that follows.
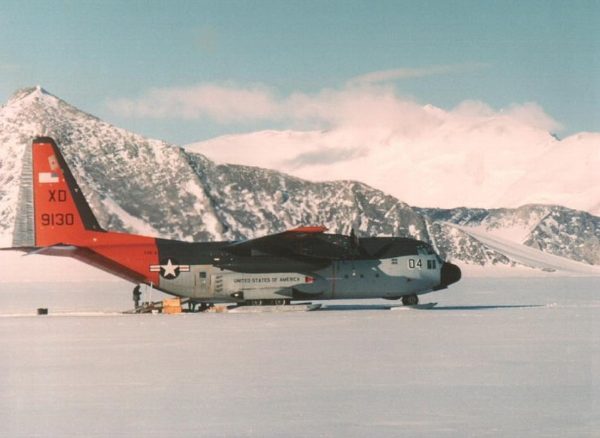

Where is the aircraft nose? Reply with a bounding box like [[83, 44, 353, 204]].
[[440, 262, 461, 286]]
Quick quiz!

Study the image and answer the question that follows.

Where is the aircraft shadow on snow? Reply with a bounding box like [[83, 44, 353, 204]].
[[319, 304, 544, 311], [429, 304, 544, 310]]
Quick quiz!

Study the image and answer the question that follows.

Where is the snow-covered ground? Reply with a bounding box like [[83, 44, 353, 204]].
[[1, 277, 599, 437]]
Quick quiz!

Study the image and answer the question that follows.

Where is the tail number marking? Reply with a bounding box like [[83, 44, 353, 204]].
[[41, 213, 75, 226], [48, 190, 67, 202]]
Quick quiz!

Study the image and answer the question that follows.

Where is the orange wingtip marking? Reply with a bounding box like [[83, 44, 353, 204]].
[[288, 226, 328, 233]]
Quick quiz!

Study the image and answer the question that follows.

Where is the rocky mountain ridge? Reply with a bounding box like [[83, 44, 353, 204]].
[[1, 87, 598, 271]]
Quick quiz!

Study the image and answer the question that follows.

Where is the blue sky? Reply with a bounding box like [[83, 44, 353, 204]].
[[1, 0, 598, 144]]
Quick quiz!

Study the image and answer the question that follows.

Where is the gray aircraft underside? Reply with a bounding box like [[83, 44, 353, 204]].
[[158, 253, 449, 303]]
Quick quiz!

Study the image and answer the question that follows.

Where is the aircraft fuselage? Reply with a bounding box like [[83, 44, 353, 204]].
[[152, 238, 460, 303]]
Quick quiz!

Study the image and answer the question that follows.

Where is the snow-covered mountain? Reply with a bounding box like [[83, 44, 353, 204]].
[[1, 87, 598, 273], [187, 114, 600, 216], [0, 86, 225, 243], [421, 206, 600, 268]]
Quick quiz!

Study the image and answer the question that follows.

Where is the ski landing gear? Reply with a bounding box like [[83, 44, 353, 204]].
[[184, 300, 213, 312], [243, 299, 291, 306], [402, 294, 419, 306]]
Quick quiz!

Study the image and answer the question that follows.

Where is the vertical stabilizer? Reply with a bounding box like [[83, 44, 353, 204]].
[[27, 137, 105, 247], [6, 137, 159, 284]]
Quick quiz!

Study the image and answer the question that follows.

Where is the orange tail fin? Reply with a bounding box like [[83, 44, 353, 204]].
[[32, 137, 104, 246], [10, 137, 159, 284]]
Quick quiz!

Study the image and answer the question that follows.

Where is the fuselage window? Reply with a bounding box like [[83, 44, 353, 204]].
[[391, 258, 398, 265]]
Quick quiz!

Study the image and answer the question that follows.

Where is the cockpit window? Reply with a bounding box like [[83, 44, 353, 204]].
[[417, 244, 435, 255]]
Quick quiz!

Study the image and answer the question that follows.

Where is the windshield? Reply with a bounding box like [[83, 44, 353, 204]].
[[417, 244, 436, 255]]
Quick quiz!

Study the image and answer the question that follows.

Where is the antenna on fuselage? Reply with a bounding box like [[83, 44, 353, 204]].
[[350, 227, 359, 249]]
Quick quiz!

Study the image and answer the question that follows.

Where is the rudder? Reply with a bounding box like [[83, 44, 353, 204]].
[[21, 137, 105, 247]]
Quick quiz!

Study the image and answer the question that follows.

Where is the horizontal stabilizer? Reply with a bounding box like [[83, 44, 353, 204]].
[[23, 244, 78, 256]]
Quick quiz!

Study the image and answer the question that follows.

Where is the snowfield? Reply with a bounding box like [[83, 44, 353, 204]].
[[1, 277, 598, 437]]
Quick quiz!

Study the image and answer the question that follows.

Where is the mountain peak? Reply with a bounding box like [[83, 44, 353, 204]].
[[6, 85, 59, 108], [1, 85, 104, 129]]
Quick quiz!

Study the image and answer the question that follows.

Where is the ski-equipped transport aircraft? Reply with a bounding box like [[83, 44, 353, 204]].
[[6, 137, 461, 306]]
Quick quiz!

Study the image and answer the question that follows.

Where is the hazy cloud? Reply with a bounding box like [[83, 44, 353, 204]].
[[347, 63, 489, 85], [284, 146, 368, 169], [108, 67, 560, 140], [505, 102, 562, 132], [108, 83, 279, 122], [453, 100, 497, 118], [108, 80, 445, 141], [108, 65, 487, 126]]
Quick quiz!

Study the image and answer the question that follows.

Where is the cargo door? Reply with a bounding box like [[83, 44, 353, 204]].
[[194, 270, 211, 298]]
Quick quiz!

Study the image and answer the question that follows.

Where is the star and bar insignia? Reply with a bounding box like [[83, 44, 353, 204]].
[[150, 258, 190, 279]]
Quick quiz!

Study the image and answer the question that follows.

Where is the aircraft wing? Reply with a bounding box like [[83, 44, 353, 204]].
[[225, 226, 362, 260]]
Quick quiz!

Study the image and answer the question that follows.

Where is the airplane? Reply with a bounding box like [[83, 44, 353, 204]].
[[5, 137, 461, 308]]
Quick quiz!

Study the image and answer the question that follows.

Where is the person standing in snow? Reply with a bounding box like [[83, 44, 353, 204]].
[[133, 285, 142, 308]]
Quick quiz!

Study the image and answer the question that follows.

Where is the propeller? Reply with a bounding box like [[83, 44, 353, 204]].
[[349, 227, 359, 250]]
